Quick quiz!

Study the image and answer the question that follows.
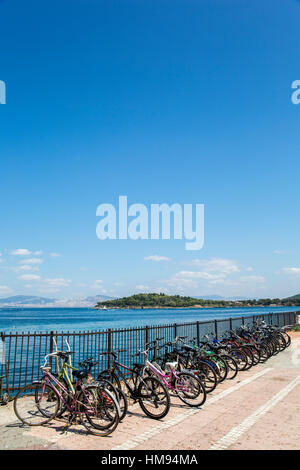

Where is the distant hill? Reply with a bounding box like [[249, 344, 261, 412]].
[[95, 292, 300, 309], [0, 295, 115, 308], [195, 295, 251, 301], [283, 293, 300, 301], [0, 295, 55, 305]]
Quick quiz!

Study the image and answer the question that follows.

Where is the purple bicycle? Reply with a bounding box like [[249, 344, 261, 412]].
[[13, 350, 120, 436], [137, 343, 207, 407]]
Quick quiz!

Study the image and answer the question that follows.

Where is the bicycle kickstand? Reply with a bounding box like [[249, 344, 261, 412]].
[[62, 414, 76, 434]]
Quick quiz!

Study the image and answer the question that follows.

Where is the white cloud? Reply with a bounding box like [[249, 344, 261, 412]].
[[33, 251, 43, 256], [239, 275, 265, 283], [164, 277, 198, 290], [0, 285, 13, 295], [21, 258, 43, 265], [144, 255, 171, 262], [49, 252, 61, 257], [18, 274, 41, 281], [190, 257, 239, 274], [245, 267, 253, 272], [11, 249, 31, 256], [90, 280, 107, 293], [174, 270, 220, 280], [136, 284, 150, 290], [209, 278, 238, 286], [281, 267, 300, 276], [12, 265, 39, 273], [274, 250, 286, 255], [42, 278, 71, 288]]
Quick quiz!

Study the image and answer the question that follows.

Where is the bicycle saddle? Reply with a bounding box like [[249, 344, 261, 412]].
[[132, 363, 145, 369], [56, 351, 74, 358], [73, 368, 89, 379]]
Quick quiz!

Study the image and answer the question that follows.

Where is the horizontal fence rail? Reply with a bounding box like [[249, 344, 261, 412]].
[[0, 310, 298, 397]]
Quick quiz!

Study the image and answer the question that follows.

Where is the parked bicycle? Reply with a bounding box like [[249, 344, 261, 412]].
[[98, 349, 170, 419], [13, 350, 120, 436]]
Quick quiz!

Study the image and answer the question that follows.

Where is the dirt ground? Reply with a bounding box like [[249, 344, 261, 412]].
[[1, 331, 299, 451]]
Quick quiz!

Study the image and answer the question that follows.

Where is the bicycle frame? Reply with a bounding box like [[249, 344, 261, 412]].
[[39, 368, 94, 416], [52, 359, 77, 394], [145, 358, 181, 391], [108, 359, 144, 397], [105, 352, 167, 399]]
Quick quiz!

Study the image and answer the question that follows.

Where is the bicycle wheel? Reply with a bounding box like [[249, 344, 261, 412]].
[[239, 347, 253, 370], [210, 355, 228, 382], [97, 378, 128, 421], [281, 331, 291, 347], [13, 382, 59, 426], [270, 338, 281, 355], [230, 348, 248, 371], [115, 386, 128, 422], [276, 333, 287, 351], [195, 361, 218, 393], [247, 346, 260, 365], [174, 372, 206, 407], [220, 355, 238, 380], [257, 344, 269, 363], [79, 385, 119, 436], [138, 376, 170, 419]]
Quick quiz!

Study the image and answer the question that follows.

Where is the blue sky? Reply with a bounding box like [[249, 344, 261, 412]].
[[0, 0, 300, 300]]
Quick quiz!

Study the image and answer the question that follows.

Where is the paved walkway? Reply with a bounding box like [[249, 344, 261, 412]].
[[1, 331, 299, 450]]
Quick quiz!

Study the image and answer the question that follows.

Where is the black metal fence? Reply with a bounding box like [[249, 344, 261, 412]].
[[1, 310, 298, 397]]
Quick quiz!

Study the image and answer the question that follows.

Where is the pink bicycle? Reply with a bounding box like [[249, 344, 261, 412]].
[[134, 343, 207, 407]]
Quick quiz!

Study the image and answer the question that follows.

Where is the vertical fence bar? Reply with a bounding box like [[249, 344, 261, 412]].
[[107, 329, 112, 368], [1, 333, 10, 397], [214, 320, 218, 339], [49, 331, 54, 370]]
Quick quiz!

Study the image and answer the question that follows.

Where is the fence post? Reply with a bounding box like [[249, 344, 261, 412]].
[[214, 320, 218, 339], [49, 331, 54, 370], [174, 323, 177, 340], [145, 325, 149, 345], [1, 333, 10, 398], [107, 329, 112, 368], [229, 317, 232, 331], [196, 321, 200, 346]]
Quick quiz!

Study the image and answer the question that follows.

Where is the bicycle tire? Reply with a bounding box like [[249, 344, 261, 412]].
[[13, 382, 59, 426], [194, 360, 218, 393], [138, 376, 170, 420], [220, 354, 238, 380], [174, 372, 206, 407], [79, 385, 119, 436]]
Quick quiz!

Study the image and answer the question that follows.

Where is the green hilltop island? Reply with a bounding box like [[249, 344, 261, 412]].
[[95, 292, 300, 309]]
